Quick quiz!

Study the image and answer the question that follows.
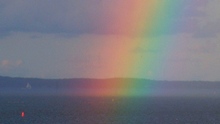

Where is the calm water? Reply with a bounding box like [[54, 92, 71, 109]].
[[1, 96, 220, 124]]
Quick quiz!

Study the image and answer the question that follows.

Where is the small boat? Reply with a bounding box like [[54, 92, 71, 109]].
[[21, 111, 25, 117], [26, 83, 32, 89]]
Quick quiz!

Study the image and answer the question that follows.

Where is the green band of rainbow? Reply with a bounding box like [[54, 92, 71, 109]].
[[98, 0, 189, 96], [70, 0, 197, 96]]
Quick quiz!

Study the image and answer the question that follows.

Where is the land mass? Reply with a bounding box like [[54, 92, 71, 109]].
[[0, 76, 220, 97]]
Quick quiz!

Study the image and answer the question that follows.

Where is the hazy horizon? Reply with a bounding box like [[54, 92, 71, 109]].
[[1, 75, 220, 82]]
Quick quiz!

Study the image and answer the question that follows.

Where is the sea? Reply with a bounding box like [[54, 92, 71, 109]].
[[1, 95, 220, 124]]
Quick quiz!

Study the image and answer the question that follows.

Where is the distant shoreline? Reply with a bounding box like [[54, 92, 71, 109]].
[[1, 76, 220, 97]]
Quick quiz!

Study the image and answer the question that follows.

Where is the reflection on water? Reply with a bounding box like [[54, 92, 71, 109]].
[[1, 96, 220, 124]]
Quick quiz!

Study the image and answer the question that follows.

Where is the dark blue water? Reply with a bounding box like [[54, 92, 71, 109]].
[[1, 96, 220, 124]]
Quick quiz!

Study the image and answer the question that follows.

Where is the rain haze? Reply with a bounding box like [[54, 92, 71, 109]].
[[2, 1, 220, 123], [0, 0, 220, 81]]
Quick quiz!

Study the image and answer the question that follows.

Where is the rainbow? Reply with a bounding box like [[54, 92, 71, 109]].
[[99, 0, 189, 77], [71, 0, 196, 96]]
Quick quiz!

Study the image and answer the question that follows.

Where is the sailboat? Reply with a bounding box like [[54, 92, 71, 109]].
[[26, 83, 32, 89]]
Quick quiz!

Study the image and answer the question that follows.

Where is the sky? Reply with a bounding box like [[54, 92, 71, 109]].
[[0, 0, 220, 81]]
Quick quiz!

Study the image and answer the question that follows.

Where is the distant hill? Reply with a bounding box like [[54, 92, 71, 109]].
[[1, 76, 220, 97]]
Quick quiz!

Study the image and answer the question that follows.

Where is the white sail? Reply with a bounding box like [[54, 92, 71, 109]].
[[26, 83, 32, 89]]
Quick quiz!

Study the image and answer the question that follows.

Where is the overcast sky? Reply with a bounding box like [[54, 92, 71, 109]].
[[1, 0, 220, 81]]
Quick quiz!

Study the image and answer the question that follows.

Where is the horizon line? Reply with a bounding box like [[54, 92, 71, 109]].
[[0, 75, 219, 82]]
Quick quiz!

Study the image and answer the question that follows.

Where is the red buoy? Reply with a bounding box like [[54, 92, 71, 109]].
[[21, 112, 25, 117]]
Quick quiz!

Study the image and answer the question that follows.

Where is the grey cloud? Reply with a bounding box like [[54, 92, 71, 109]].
[[193, 22, 220, 38], [186, 41, 218, 54], [0, 0, 105, 34], [0, 0, 209, 37], [0, 31, 10, 38], [193, 0, 220, 37]]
